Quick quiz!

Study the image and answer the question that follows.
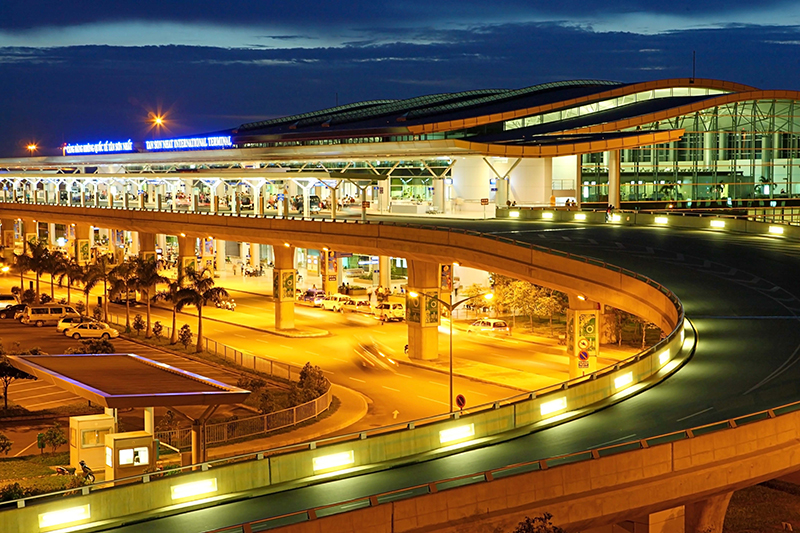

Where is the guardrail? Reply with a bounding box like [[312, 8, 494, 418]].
[[0, 204, 689, 533]]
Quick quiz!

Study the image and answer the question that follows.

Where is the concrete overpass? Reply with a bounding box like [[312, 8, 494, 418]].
[[1, 202, 797, 533]]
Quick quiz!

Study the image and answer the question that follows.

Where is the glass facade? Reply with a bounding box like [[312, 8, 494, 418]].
[[580, 98, 800, 206]]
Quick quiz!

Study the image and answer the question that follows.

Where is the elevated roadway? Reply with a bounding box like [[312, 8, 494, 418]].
[[4, 206, 799, 531]]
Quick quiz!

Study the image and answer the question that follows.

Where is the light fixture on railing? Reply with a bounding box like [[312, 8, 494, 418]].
[[170, 478, 218, 500], [439, 423, 475, 444], [312, 451, 355, 472]]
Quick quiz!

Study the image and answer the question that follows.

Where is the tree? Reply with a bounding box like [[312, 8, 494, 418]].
[[109, 260, 137, 332], [65, 338, 116, 354], [0, 355, 36, 410], [12, 251, 33, 295], [26, 240, 51, 301], [0, 433, 12, 455], [174, 267, 228, 352], [133, 257, 168, 338], [152, 321, 164, 340], [42, 250, 65, 301], [178, 324, 193, 349], [83, 255, 113, 322], [55, 256, 85, 304], [42, 423, 67, 453], [153, 272, 186, 345], [532, 287, 566, 336], [512, 513, 564, 533]]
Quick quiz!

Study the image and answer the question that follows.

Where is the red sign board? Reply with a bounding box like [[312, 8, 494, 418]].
[[362, 201, 370, 208], [456, 394, 466, 409], [480, 198, 489, 206]]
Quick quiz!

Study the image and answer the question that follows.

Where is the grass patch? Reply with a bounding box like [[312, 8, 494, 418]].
[[0, 452, 69, 481], [0, 401, 103, 420], [725, 482, 800, 532]]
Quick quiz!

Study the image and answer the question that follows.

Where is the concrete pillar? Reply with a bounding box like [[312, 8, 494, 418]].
[[144, 407, 155, 435], [567, 294, 601, 379], [685, 492, 733, 533], [191, 421, 203, 465], [613, 506, 685, 533], [495, 178, 509, 207], [272, 244, 296, 330], [405, 260, 440, 361], [177, 235, 197, 274], [249, 243, 260, 268], [22, 218, 37, 251], [138, 232, 157, 261], [321, 249, 338, 295], [379, 256, 391, 289], [433, 179, 445, 212], [1, 219, 15, 262], [74, 225, 91, 264], [379, 181, 390, 213], [215, 239, 226, 272], [608, 149, 621, 207]]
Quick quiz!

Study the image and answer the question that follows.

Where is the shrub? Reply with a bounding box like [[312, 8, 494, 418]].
[[39, 293, 52, 304], [178, 324, 193, 349], [256, 389, 277, 414], [132, 314, 145, 335], [42, 423, 67, 453], [92, 306, 102, 320], [0, 482, 29, 502], [74, 301, 86, 316], [77, 339, 115, 354], [0, 433, 12, 455], [152, 321, 163, 340], [21, 289, 37, 305]]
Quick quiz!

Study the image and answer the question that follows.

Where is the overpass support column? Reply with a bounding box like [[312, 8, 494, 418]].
[[250, 243, 260, 269], [215, 240, 226, 272], [567, 294, 600, 379], [685, 492, 733, 533], [272, 244, 296, 330], [1, 219, 15, 263], [138, 232, 157, 261], [177, 235, 197, 274], [611, 507, 685, 533], [73, 225, 91, 265], [608, 149, 621, 208], [21, 218, 38, 252], [405, 260, 440, 361], [379, 256, 391, 289], [321, 249, 338, 295]]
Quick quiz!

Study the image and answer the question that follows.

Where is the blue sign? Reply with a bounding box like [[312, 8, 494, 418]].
[[145, 135, 232, 152], [277, 193, 285, 201], [64, 140, 134, 155], [578, 351, 589, 361]]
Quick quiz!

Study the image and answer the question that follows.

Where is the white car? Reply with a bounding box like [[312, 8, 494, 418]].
[[374, 302, 405, 322], [56, 316, 97, 333], [466, 318, 511, 336], [342, 298, 372, 314], [64, 322, 119, 340], [322, 294, 350, 312]]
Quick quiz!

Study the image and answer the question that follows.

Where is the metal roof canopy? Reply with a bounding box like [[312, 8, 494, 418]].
[[8, 353, 250, 409]]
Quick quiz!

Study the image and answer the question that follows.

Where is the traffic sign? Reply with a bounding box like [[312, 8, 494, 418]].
[[362, 201, 370, 208], [456, 394, 466, 409], [277, 193, 285, 201], [578, 360, 590, 369], [578, 351, 589, 361], [578, 338, 589, 350], [480, 198, 489, 206]]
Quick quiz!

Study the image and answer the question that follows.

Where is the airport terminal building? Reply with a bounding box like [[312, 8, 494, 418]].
[[2, 77, 800, 215]]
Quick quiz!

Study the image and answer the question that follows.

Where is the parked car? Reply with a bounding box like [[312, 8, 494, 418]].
[[64, 322, 119, 340], [0, 303, 26, 320], [21, 304, 81, 327], [298, 288, 325, 307], [322, 294, 350, 312], [56, 316, 97, 333], [110, 292, 138, 306], [342, 298, 372, 314], [0, 294, 17, 307], [374, 302, 405, 322], [466, 318, 511, 336]]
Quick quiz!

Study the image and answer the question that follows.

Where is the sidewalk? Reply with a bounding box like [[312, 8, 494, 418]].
[[207, 384, 369, 459]]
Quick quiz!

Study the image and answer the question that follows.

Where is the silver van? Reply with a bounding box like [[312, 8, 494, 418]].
[[22, 304, 81, 327]]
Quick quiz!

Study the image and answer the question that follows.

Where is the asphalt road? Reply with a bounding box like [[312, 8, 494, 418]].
[[98, 217, 800, 532]]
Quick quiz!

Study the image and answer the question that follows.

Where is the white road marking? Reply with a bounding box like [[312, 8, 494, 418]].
[[676, 407, 714, 423], [349, 377, 366, 383], [306, 351, 320, 356], [332, 357, 348, 363], [467, 390, 488, 396], [396, 373, 412, 379], [589, 434, 637, 449], [321, 369, 335, 374], [428, 381, 446, 387], [418, 396, 448, 406], [280, 345, 292, 350], [234, 334, 246, 338], [382, 386, 400, 392], [256, 339, 270, 344], [13, 440, 38, 457]]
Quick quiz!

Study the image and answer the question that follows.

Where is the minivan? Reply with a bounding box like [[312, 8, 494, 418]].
[[22, 304, 81, 327], [375, 302, 405, 322]]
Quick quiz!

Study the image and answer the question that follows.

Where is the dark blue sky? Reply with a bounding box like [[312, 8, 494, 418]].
[[1, 1, 800, 156]]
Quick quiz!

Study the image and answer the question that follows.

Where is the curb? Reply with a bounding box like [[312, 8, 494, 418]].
[[396, 358, 529, 393]]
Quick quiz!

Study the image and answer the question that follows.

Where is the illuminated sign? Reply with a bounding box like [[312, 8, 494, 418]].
[[64, 140, 134, 155], [145, 136, 232, 151]]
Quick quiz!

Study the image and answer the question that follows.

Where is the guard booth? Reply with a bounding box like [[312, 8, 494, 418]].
[[105, 431, 155, 483], [69, 413, 116, 481]]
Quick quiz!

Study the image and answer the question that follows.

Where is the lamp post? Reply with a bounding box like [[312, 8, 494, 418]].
[[409, 290, 493, 412]]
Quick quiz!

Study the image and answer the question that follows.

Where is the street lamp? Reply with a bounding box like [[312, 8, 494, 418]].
[[26, 144, 37, 156], [409, 290, 494, 412]]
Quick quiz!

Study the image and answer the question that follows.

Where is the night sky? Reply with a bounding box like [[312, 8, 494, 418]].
[[1, 1, 800, 157]]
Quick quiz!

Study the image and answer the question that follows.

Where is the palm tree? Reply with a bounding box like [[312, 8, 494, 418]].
[[27, 240, 50, 301], [109, 260, 137, 332], [83, 255, 113, 321], [133, 257, 169, 338], [175, 267, 228, 352], [13, 251, 32, 295], [153, 272, 185, 345], [55, 257, 84, 304], [43, 251, 66, 301]]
